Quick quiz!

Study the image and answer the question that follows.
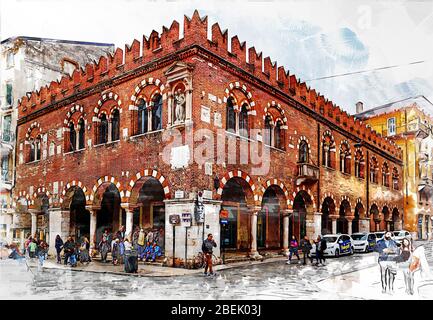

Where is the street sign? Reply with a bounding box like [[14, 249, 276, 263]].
[[175, 190, 184, 199], [220, 219, 228, 225], [181, 213, 192, 227], [169, 214, 180, 225], [219, 209, 229, 219]]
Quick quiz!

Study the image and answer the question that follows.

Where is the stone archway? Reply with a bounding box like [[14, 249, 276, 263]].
[[292, 190, 314, 241], [221, 177, 255, 251], [382, 206, 390, 231], [62, 186, 90, 242], [353, 202, 365, 233], [370, 204, 380, 232], [321, 197, 336, 235], [391, 208, 401, 231], [338, 199, 351, 234]]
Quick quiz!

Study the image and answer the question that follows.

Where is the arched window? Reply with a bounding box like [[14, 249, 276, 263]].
[[137, 98, 148, 135], [111, 109, 120, 141], [322, 133, 335, 168], [35, 136, 41, 161], [239, 104, 249, 138], [29, 140, 35, 162], [339, 142, 351, 174], [98, 114, 108, 144], [275, 120, 284, 149], [354, 149, 365, 179], [69, 122, 76, 152], [382, 162, 390, 187], [151, 94, 162, 131], [370, 157, 379, 184], [299, 140, 309, 163], [226, 98, 236, 133], [392, 167, 399, 190], [264, 115, 273, 146], [78, 118, 85, 150]]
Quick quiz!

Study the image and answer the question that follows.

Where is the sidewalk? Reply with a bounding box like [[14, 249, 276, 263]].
[[34, 256, 288, 277]]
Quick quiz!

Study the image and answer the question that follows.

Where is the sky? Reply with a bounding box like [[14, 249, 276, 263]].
[[1, 0, 432, 114]]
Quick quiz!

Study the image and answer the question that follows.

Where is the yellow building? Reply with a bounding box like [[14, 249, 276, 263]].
[[356, 96, 433, 240]]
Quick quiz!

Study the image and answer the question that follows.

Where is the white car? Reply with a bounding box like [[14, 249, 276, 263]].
[[392, 230, 412, 245], [374, 231, 386, 241], [351, 232, 377, 253], [310, 234, 354, 257]]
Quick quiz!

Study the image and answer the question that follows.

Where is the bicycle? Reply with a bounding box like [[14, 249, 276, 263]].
[[194, 252, 218, 269]]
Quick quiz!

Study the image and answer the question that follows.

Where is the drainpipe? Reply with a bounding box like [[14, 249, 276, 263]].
[[317, 122, 321, 211], [366, 149, 369, 219], [404, 109, 408, 230]]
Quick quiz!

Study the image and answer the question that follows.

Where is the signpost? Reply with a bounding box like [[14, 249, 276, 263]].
[[181, 213, 192, 268], [169, 214, 180, 267], [219, 209, 229, 264]]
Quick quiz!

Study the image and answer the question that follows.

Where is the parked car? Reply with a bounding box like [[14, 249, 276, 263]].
[[351, 232, 377, 253], [374, 231, 386, 241], [310, 234, 354, 257], [392, 230, 412, 245]]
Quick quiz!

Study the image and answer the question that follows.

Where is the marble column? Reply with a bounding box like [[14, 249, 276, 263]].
[[30, 211, 38, 237], [125, 208, 134, 240], [282, 209, 292, 255], [87, 206, 97, 255], [346, 217, 354, 235], [329, 215, 338, 234], [249, 206, 262, 260]]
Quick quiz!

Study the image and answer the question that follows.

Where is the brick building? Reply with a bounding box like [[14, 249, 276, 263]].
[[14, 11, 404, 265]]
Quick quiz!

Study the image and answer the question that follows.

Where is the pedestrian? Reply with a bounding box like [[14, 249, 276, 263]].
[[299, 236, 312, 265], [116, 226, 126, 241], [55, 235, 64, 264], [28, 239, 37, 259], [315, 235, 326, 266], [132, 227, 140, 248], [395, 238, 414, 295], [287, 236, 300, 264], [112, 238, 120, 265], [375, 231, 399, 294], [24, 236, 33, 258], [79, 237, 91, 264], [99, 229, 111, 263], [157, 227, 164, 251], [201, 233, 217, 276], [63, 236, 75, 265], [37, 240, 49, 267], [137, 228, 146, 261], [146, 229, 154, 244]]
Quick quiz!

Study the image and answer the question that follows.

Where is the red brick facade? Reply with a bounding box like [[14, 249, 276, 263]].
[[13, 11, 404, 262]]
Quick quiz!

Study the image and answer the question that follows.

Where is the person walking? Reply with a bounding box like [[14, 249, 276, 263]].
[[299, 236, 313, 265], [55, 235, 64, 264], [137, 229, 146, 261], [37, 240, 49, 268], [202, 233, 217, 276], [28, 239, 37, 259], [315, 235, 327, 266], [112, 238, 120, 265], [394, 238, 414, 295], [375, 231, 399, 294], [287, 236, 300, 264]]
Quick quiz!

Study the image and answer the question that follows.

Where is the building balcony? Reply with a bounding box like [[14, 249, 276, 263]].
[[295, 162, 319, 185], [1, 169, 12, 186], [407, 122, 430, 139]]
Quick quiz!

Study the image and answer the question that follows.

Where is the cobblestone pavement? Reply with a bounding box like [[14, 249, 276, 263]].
[[0, 241, 432, 300]]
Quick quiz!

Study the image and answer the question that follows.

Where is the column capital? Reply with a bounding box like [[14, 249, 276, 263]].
[[249, 206, 262, 214], [345, 216, 355, 222], [28, 209, 39, 216], [120, 202, 131, 210], [86, 205, 100, 212], [329, 214, 339, 220], [281, 209, 293, 217]]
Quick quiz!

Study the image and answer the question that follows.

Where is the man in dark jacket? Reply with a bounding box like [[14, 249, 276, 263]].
[[375, 231, 399, 293], [63, 236, 75, 265], [299, 236, 313, 265], [202, 234, 217, 276]]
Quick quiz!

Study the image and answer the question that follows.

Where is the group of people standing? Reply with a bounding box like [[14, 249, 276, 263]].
[[54, 235, 91, 266], [287, 235, 327, 266], [376, 231, 430, 295]]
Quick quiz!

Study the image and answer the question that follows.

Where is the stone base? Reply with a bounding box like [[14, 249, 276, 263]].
[[249, 251, 263, 261]]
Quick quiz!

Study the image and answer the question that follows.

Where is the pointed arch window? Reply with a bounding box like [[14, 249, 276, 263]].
[[78, 118, 85, 150], [29, 140, 35, 162], [111, 109, 120, 141], [137, 98, 148, 135], [354, 149, 365, 179], [239, 104, 249, 138], [370, 157, 379, 184], [322, 134, 335, 169], [274, 120, 284, 150], [151, 94, 162, 131], [226, 98, 236, 133], [392, 167, 399, 190], [339, 142, 351, 174], [264, 115, 273, 146], [299, 140, 309, 163], [69, 122, 76, 152], [98, 114, 109, 145], [382, 162, 390, 187]]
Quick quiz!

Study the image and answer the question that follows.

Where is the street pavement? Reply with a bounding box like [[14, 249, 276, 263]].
[[1, 241, 432, 299]]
